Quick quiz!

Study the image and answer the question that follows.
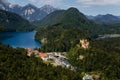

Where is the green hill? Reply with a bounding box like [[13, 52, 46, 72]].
[[0, 9, 35, 32], [34, 7, 91, 28], [34, 10, 65, 27]]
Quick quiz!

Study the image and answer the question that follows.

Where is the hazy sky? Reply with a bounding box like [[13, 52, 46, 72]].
[[8, 0, 120, 16]]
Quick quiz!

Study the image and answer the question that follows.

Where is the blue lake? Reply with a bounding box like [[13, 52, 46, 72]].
[[0, 31, 41, 49]]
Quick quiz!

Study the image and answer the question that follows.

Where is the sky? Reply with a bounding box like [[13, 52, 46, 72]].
[[8, 0, 120, 16]]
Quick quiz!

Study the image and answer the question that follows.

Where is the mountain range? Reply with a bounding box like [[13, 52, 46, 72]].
[[0, 0, 58, 21], [34, 7, 120, 37], [87, 14, 120, 24], [1, 0, 120, 24]]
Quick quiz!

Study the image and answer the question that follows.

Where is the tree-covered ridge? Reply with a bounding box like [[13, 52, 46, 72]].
[[35, 24, 90, 52], [0, 44, 81, 80], [67, 38, 120, 80], [33, 10, 65, 27], [92, 14, 120, 24], [33, 7, 92, 28], [0, 9, 35, 32]]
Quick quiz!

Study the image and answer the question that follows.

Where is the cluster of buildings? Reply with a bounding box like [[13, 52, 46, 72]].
[[25, 39, 101, 80], [26, 48, 72, 68]]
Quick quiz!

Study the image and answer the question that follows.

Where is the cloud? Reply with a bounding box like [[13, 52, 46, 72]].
[[1, 0, 9, 3], [30, 0, 36, 2], [29, 0, 61, 4], [77, 0, 120, 6]]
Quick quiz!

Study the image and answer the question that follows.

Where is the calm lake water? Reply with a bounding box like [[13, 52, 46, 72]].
[[0, 31, 41, 49]]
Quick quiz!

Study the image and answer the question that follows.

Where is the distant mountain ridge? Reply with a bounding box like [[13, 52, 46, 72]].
[[0, 0, 58, 21], [87, 14, 120, 24]]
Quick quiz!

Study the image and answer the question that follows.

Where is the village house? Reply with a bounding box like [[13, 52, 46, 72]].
[[33, 50, 39, 54], [39, 53, 48, 61], [33, 50, 39, 57], [27, 51, 32, 56], [47, 53, 55, 59], [83, 74, 94, 80], [26, 48, 33, 56]]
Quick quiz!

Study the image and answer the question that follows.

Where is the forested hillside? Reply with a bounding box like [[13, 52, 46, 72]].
[[67, 38, 120, 80], [35, 25, 90, 52], [35, 7, 120, 52], [0, 9, 35, 32], [35, 8, 92, 52], [0, 44, 81, 80]]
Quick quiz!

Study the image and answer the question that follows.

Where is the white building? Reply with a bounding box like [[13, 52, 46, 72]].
[[83, 74, 94, 80]]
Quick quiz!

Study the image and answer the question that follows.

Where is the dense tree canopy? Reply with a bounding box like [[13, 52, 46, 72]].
[[67, 38, 120, 80], [35, 24, 90, 52], [0, 9, 36, 32], [0, 44, 81, 80]]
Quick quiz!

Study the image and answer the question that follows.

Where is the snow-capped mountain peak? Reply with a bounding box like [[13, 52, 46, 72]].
[[0, 1, 59, 21], [22, 8, 35, 15], [9, 4, 15, 8], [21, 4, 38, 16], [40, 5, 58, 14], [24, 3, 37, 9]]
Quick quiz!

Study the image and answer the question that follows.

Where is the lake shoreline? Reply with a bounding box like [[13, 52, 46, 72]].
[[0, 31, 41, 49], [97, 34, 120, 39]]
